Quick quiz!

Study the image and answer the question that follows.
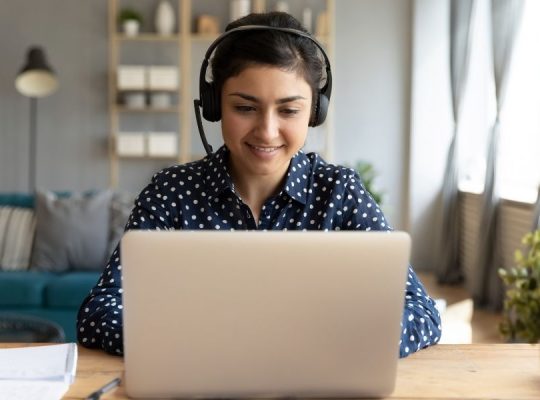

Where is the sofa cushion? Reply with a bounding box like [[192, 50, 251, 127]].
[[31, 190, 112, 272], [0, 207, 36, 271], [0, 271, 54, 307], [108, 192, 134, 257], [0, 194, 34, 209], [44, 272, 100, 308]]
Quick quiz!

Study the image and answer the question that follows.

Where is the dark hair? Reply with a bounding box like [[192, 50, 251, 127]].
[[210, 12, 324, 122]]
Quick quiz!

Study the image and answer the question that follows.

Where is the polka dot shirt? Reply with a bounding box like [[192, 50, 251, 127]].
[[77, 145, 441, 358]]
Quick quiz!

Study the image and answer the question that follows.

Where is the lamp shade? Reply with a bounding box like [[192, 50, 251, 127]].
[[15, 46, 58, 98]]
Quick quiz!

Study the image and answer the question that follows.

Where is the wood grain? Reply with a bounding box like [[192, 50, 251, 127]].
[[3, 343, 539, 399]]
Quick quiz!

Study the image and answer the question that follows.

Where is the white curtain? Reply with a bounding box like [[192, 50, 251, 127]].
[[474, 0, 524, 308], [533, 186, 540, 231], [437, 0, 476, 284]]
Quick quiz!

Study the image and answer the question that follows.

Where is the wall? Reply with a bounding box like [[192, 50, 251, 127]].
[[0, 0, 109, 192], [408, 0, 453, 270], [334, 0, 412, 230]]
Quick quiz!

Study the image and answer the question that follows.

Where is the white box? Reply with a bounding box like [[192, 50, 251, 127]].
[[117, 132, 146, 156], [149, 92, 172, 108], [117, 65, 146, 90], [147, 132, 178, 157], [147, 66, 179, 90]]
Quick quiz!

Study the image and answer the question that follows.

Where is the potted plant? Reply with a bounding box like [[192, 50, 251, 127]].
[[498, 229, 540, 343], [118, 8, 143, 37], [352, 161, 384, 205]]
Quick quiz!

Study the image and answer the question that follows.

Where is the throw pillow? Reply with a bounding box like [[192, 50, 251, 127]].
[[0, 207, 36, 271], [107, 192, 135, 257], [30, 190, 112, 272]]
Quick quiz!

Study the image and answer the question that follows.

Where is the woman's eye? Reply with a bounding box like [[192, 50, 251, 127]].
[[280, 108, 300, 116], [234, 105, 256, 113]]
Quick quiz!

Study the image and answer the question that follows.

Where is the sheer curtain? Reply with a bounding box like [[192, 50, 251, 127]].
[[437, 0, 476, 284], [474, 0, 524, 308]]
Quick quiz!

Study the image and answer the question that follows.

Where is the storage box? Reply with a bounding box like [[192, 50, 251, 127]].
[[123, 92, 146, 109], [117, 132, 146, 156], [117, 66, 146, 90], [149, 92, 172, 108], [147, 66, 179, 90], [147, 132, 178, 157]]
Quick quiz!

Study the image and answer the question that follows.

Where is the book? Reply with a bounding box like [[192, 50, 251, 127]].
[[0, 343, 77, 400]]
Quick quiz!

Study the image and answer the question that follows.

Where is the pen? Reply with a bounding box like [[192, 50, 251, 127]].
[[85, 377, 121, 400]]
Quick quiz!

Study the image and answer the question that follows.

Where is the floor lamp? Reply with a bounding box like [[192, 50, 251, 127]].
[[15, 46, 58, 191]]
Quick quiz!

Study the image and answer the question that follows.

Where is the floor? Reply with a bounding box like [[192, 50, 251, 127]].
[[418, 272, 503, 344]]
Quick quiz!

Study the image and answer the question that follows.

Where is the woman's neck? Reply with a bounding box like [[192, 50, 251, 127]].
[[228, 162, 286, 222]]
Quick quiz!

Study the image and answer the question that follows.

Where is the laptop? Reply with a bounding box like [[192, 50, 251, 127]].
[[121, 230, 410, 399]]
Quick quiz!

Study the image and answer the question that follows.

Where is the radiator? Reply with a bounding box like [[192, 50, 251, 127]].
[[458, 191, 535, 293]]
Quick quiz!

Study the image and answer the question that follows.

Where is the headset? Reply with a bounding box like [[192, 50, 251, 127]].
[[193, 25, 333, 155]]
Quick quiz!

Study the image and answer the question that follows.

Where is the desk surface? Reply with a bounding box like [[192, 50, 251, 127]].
[[3, 343, 539, 399]]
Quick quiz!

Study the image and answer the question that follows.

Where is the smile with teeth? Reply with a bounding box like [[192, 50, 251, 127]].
[[248, 144, 283, 152]]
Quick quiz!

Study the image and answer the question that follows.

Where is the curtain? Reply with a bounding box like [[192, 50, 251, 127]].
[[474, 0, 525, 308], [533, 185, 540, 231], [437, 0, 476, 284]]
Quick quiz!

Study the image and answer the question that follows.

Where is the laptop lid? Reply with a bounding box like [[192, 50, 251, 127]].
[[121, 231, 410, 398]]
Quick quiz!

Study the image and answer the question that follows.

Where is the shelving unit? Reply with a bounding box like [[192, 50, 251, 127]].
[[108, 0, 334, 190]]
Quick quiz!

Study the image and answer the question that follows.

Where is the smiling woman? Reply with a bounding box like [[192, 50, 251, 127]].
[[77, 11, 442, 360], [221, 66, 312, 220]]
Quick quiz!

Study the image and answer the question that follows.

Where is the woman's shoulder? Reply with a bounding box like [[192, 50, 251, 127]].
[[150, 148, 225, 184], [301, 151, 359, 183]]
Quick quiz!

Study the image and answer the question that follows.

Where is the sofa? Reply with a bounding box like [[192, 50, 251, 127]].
[[0, 191, 133, 341]]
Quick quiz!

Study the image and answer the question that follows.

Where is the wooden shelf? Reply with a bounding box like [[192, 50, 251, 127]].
[[108, 0, 334, 189], [116, 33, 181, 42], [116, 106, 179, 113], [117, 154, 179, 160], [190, 33, 220, 42]]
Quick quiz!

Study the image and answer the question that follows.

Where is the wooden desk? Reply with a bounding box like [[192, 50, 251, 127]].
[[4, 343, 540, 399]]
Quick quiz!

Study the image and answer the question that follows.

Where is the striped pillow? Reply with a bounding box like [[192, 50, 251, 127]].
[[0, 207, 36, 271]]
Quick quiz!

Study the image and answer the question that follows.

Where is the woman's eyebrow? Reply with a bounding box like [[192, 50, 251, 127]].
[[228, 92, 307, 104]]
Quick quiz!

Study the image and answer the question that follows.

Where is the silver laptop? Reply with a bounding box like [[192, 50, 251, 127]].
[[121, 231, 410, 399]]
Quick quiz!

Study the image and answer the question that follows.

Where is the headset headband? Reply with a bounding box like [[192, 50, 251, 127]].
[[199, 25, 332, 104]]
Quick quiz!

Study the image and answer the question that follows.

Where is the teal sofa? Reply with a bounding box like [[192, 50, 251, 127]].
[[0, 193, 109, 341], [0, 271, 99, 341]]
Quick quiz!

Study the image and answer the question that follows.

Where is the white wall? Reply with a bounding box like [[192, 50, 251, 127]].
[[333, 0, 413, 230], [409, 0, 452, 270], [334, 0, 452, 271]]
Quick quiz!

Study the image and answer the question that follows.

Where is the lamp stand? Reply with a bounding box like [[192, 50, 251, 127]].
[[29, 97, 37, 191]]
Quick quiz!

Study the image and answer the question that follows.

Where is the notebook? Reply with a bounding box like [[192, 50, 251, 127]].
[[0, 343, 77, 400], [121, 230, 410, 399]]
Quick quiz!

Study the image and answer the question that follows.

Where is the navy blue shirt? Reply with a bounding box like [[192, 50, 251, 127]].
[[77, 145, 441, 357]]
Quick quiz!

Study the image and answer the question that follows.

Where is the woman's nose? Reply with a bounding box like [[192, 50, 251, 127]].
[[255, 111, 279, 140]]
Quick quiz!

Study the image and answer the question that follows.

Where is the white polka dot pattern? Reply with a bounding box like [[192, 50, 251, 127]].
[[76, 146, 441, 358]]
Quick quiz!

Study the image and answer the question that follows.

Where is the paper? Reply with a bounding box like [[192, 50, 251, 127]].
[[0, 343, 77, 400]]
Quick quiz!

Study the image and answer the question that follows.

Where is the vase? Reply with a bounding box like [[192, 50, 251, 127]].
[[230, 0, 250, 22], [155, 0, 175, 36], [123, 20, 140, 37]]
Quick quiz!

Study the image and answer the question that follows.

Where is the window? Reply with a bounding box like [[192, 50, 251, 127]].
[[458, 0, 540, 203]]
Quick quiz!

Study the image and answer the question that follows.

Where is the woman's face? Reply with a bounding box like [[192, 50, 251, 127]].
[[221, 65, 312, 183]]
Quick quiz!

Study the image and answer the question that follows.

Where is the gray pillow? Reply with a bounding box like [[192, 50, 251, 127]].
[[30, 190, 112, 272], [107, 191, 135, 257]]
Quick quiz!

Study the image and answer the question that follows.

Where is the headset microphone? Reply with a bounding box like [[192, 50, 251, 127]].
[[194, 99, 214, 155]]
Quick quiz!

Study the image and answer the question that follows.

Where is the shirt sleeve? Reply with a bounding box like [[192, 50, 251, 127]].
[[340, 172, 442, 358], [76, 171, 179, 355]]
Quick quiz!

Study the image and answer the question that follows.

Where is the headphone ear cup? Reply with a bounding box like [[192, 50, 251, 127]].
[[309, 91, 329, 127], [201, 81, 221, 122]]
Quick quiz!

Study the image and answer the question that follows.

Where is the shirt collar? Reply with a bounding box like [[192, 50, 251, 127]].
[[202, 146, 234, 198], [282, 150, 310, 205], [202, 146, 311, 205]]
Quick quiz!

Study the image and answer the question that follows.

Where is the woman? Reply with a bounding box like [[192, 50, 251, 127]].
[[77, 12, 441, 358]]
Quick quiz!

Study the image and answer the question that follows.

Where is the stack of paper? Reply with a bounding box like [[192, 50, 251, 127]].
[[0, 343, 77, 400]]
